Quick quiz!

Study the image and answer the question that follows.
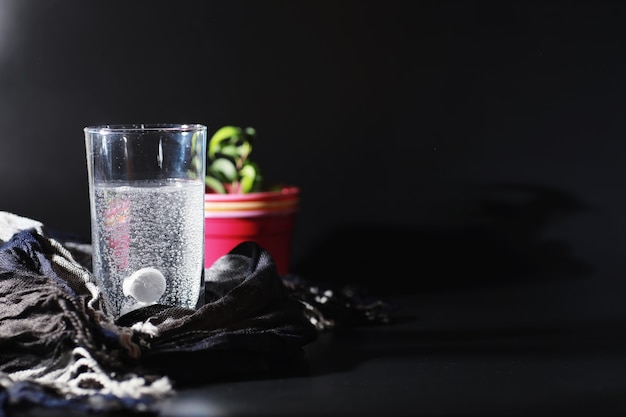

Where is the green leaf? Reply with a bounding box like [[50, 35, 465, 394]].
[[218, 144, 242, 159], [239, 163, 258, 193], [208, 126, 242, 159], [205, 176, 226, 194], [208, 158, 238, 183], [238, 140, 253, 161]]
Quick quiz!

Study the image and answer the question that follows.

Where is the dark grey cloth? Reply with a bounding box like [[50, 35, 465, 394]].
[[0, 226, 318, 415], [117, 245, 319, 384]]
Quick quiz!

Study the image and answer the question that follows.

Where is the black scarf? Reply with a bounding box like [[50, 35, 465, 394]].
[[0, 226, 317, 414]]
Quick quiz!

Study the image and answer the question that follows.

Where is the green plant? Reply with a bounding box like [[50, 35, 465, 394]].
[[204, 125, 264, 194]]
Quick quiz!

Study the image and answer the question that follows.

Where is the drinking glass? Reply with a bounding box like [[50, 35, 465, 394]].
[[84, 124, 207, 319]]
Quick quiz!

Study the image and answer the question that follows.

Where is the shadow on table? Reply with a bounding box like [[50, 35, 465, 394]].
[[293, 182, 592, 295], [304, 316, 626, 377]]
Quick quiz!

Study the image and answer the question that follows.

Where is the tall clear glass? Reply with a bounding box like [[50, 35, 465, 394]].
[[84, 124, 207, 319]]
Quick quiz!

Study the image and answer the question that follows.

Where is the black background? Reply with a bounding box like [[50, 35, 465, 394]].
[[1, 0, 625, 295]]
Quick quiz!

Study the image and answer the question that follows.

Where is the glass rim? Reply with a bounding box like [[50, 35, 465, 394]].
[[84, 123, 207, 134]]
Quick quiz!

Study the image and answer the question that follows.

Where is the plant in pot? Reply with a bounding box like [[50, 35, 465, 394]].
[[201, 125, 300, 276]]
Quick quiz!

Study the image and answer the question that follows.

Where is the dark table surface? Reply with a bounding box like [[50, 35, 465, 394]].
[[157, 273, 626, 417], [14, 272, 626, 417]]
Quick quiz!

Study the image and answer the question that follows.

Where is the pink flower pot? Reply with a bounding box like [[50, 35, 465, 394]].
[[204, 186, 299, 275]]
